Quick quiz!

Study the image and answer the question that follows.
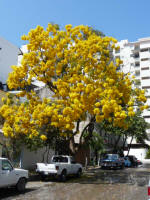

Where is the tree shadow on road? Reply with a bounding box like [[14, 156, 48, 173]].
[[0, 187, 37, 200]]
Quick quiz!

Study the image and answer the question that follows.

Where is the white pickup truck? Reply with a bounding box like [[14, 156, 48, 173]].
[[36, 155, 82, 181], [0, 157, 28, 192]]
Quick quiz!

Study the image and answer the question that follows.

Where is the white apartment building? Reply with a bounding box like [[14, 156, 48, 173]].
[[114, 38, 150, 124], [0, 37, 20, 89], [114, 37, 150, 160]]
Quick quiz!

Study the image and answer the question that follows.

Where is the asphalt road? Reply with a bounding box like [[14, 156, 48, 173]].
[[0, 166, 150, 200]]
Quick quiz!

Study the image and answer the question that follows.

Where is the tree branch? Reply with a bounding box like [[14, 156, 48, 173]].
[[72, 119, 81, 136], [79, 123, 90, 143]]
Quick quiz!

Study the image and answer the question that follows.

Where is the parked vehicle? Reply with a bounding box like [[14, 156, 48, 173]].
[[0, 157, 28, 192], [124, 157, 132, 167], [100, 154, 124, 169], [36, 155, 82, 181], [137, 159, 143, 166], [125, 155, 139, 167]]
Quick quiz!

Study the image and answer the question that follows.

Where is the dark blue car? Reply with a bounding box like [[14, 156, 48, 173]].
[[100, 154, 124, 169]]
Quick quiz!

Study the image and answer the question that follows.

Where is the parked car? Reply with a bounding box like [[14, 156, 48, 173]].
[[0, 157, 28, 192], [36, 155, 82, 181], [125, 155, 139, 167], [124, 157, 132, 167], [137, 159, 143, 166], [100, 154, 124, 169]]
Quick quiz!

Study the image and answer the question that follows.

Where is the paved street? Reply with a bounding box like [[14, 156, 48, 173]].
[[0, 166, 150, 200]]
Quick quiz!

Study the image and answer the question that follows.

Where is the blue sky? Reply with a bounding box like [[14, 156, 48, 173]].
[[1, 0, 150, 47]]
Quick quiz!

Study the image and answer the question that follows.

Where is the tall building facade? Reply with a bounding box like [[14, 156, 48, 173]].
[[114, 38, 150, 159], [114, 38, 150, 124]]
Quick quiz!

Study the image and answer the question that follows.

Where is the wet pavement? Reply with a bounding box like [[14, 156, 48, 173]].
[[0, 166, 150, 200]]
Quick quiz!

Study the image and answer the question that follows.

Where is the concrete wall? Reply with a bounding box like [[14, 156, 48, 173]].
[[20, 147, 55, 170], [0, 131, 3, 157], [0, 145, 2, 157]]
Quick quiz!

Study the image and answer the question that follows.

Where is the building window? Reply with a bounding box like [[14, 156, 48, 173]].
[[134, 53, 139, 58], [142, 86, 150, 89], [141, 58, 149, 61], [134, 45, 140, 50], [141, 67, 149, 70], [135, 62, 140, 67], [115, 49, 120, 54], [135, 71, 140, 76], [116, 66, 120, 71], [135, 80, 141, 85], [115, 56, 120, 59], [143, 116, 150, 119], [140, 48, 149, 52], [3, 84, 8, 92], [141, 77, 150, 80]]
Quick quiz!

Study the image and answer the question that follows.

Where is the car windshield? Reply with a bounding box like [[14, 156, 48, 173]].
[[103, 154, 118, 160], [128, 156, 137, 161]]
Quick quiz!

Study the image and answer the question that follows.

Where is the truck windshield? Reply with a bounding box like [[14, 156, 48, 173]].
[[52, 156, 68, 163]]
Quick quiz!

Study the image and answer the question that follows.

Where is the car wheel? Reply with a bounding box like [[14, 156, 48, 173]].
[[76, 168, 82, 178], [16, 178, 26, 192], [60, 170, 67, 182], [136, 163, 138, 168], [121, 164, 125, 169], [41, 174, 46, 181]]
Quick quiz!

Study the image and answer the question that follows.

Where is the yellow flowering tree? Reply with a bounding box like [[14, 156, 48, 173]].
[[0, 24, 148, 154]]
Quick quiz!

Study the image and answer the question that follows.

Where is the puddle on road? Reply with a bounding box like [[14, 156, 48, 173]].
[[75, 169, 150, 186]]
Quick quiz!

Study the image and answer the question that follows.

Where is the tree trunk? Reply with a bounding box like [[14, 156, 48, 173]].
[[95, 149, 98, 165], [127, 136, 134, 156], [42, 146, 47, 162], [46, 146, 50, 163], [113, 135, 121, 152], [122, 135, 127, 150], [69, 137, 76, 155]]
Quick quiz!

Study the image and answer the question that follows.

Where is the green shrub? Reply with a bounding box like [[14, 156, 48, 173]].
[[145, 148, 150, 159]]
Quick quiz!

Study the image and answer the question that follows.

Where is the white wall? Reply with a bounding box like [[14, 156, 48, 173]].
[[141, 70, 150, 77], [140, 60, 150, 68], [0, 145, 2, 157], [21, 147, 55, 170], [124, 148, 147, 161], [140, 52, 150, 59], [0, 37, 19, 84]]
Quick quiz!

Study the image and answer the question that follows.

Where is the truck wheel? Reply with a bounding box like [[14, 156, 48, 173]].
[[16, 178, 26, 192], [60, 170, 67, 182], [76, 168, 82, 178]]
